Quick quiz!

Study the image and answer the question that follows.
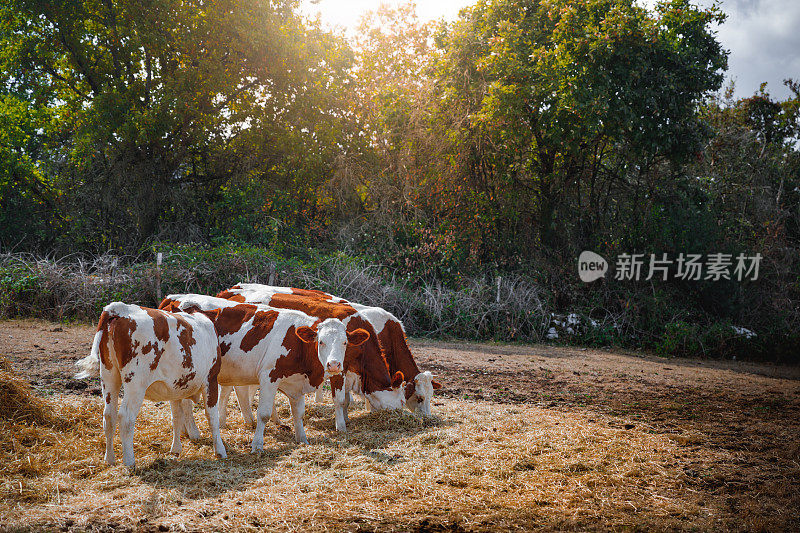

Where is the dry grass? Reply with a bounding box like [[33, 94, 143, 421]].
[[4, 367, 793, 532]]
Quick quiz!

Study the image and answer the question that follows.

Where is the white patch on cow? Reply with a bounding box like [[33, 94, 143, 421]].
[[316, 318, 348, 374], [349, 303, 396, 336], [367, 387, 406, 411], [546, 327, 559, 339]]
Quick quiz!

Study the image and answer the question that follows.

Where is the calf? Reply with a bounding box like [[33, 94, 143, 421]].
[[159, 294, 365, 448], [215, 287, 406, 431], [218, 284, 439, 416], [74, 302, 226, 467]]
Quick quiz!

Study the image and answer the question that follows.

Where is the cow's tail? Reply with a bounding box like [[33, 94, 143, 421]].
[[74, 311, 112, 379]]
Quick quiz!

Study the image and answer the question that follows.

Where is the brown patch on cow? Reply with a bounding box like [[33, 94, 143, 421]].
[[157, 297, 181, 313], [206, 345, 222, 407], [219, 341, 232, 357], [239, 310, 279, 352], [267, 293, 356, 321], [110, 316, 139, 369], [346, 316, 395, 394], [405, 380, 416, 400], [142, 341, 166, 371], [174, 372, 196, 389], [175, 317, 196, 370], [105, 392, 111, 404], [216, 289, 246, 302], [289, 288, 334, 301], [330, 374, 344, 399], [379, 320, 420, 385], [212, 304, 260, 337], [145, 308, 170, 342], [96, 311, 113, 370], [270, 325, 325, 388], [124, 373, 133, 383]]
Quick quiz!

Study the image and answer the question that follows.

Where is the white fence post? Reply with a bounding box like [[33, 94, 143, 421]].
[[156, 252, 163, 302]]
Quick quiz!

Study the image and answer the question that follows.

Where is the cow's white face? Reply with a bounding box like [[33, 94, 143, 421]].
[[406, 371, 440, 417], [315, 318, 368, 375], [315, 318, 347, 374]]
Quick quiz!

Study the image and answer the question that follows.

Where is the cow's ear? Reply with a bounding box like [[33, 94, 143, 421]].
[[295, 326, 317, 344], [347, 328, 370, 346], [432, 379, 442, 390], [392, 371, 405, 388]]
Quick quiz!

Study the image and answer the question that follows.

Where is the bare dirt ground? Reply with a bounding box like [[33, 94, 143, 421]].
[[1, 319, 799, 532]]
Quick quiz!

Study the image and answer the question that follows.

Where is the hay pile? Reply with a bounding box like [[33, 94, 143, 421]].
[[0, 358, 103, 502], [0, 357, 57, 426]]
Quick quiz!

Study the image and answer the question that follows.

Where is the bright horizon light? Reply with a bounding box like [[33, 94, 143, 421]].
[[300, 0, 800, 100], [300, 0, 471, 34]]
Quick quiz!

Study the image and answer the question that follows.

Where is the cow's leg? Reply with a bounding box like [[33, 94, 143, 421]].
[[181, 398, 201, 440], [270, 395, 282, 425], [169, 400, 185, 455], [288, 394, 308, 444], [332, 377, 348, 433], [233, 385, 255, 427], [252, 380, 279, 452], [100, 369, 121, 465], [118, 386, 146, 468], [201, 389, 227, 459], [314, 386, 324, 404], [219, 385, 233, 428]]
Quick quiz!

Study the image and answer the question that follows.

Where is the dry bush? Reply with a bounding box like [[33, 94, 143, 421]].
[[0, 252, 153, 320]]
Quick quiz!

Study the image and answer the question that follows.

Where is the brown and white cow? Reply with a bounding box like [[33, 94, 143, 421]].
[[159, 294, 366, 448], [215, 286, 407, 431], [219, 284, 441, 417], [74, 302, 227, 468]]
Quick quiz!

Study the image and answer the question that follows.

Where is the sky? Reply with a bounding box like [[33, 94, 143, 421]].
[[301, 0, 800, 100]]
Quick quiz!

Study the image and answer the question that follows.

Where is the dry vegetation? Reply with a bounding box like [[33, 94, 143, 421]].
[[1, 320, 799, 532]]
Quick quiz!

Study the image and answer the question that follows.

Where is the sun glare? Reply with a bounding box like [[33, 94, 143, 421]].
[[300, 0, 471, 34]]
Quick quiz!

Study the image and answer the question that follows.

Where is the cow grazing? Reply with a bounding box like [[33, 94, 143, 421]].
[[215, 286, 406, 431], [74, 302, 226, 467], [159, 294, 365, 448], [218, 284, 440, 417]]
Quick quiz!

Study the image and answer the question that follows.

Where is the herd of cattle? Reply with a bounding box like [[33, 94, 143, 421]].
[[75, 284, 441, 468]]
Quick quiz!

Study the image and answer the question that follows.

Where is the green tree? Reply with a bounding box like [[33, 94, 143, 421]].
[[429, 0, 727, 250], [0, 0, 357, 250]]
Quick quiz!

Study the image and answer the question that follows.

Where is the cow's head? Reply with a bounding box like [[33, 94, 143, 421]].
[[366, 371, 406, 410], [309, 318, 369, 375], [405, 371, 442, 417]]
